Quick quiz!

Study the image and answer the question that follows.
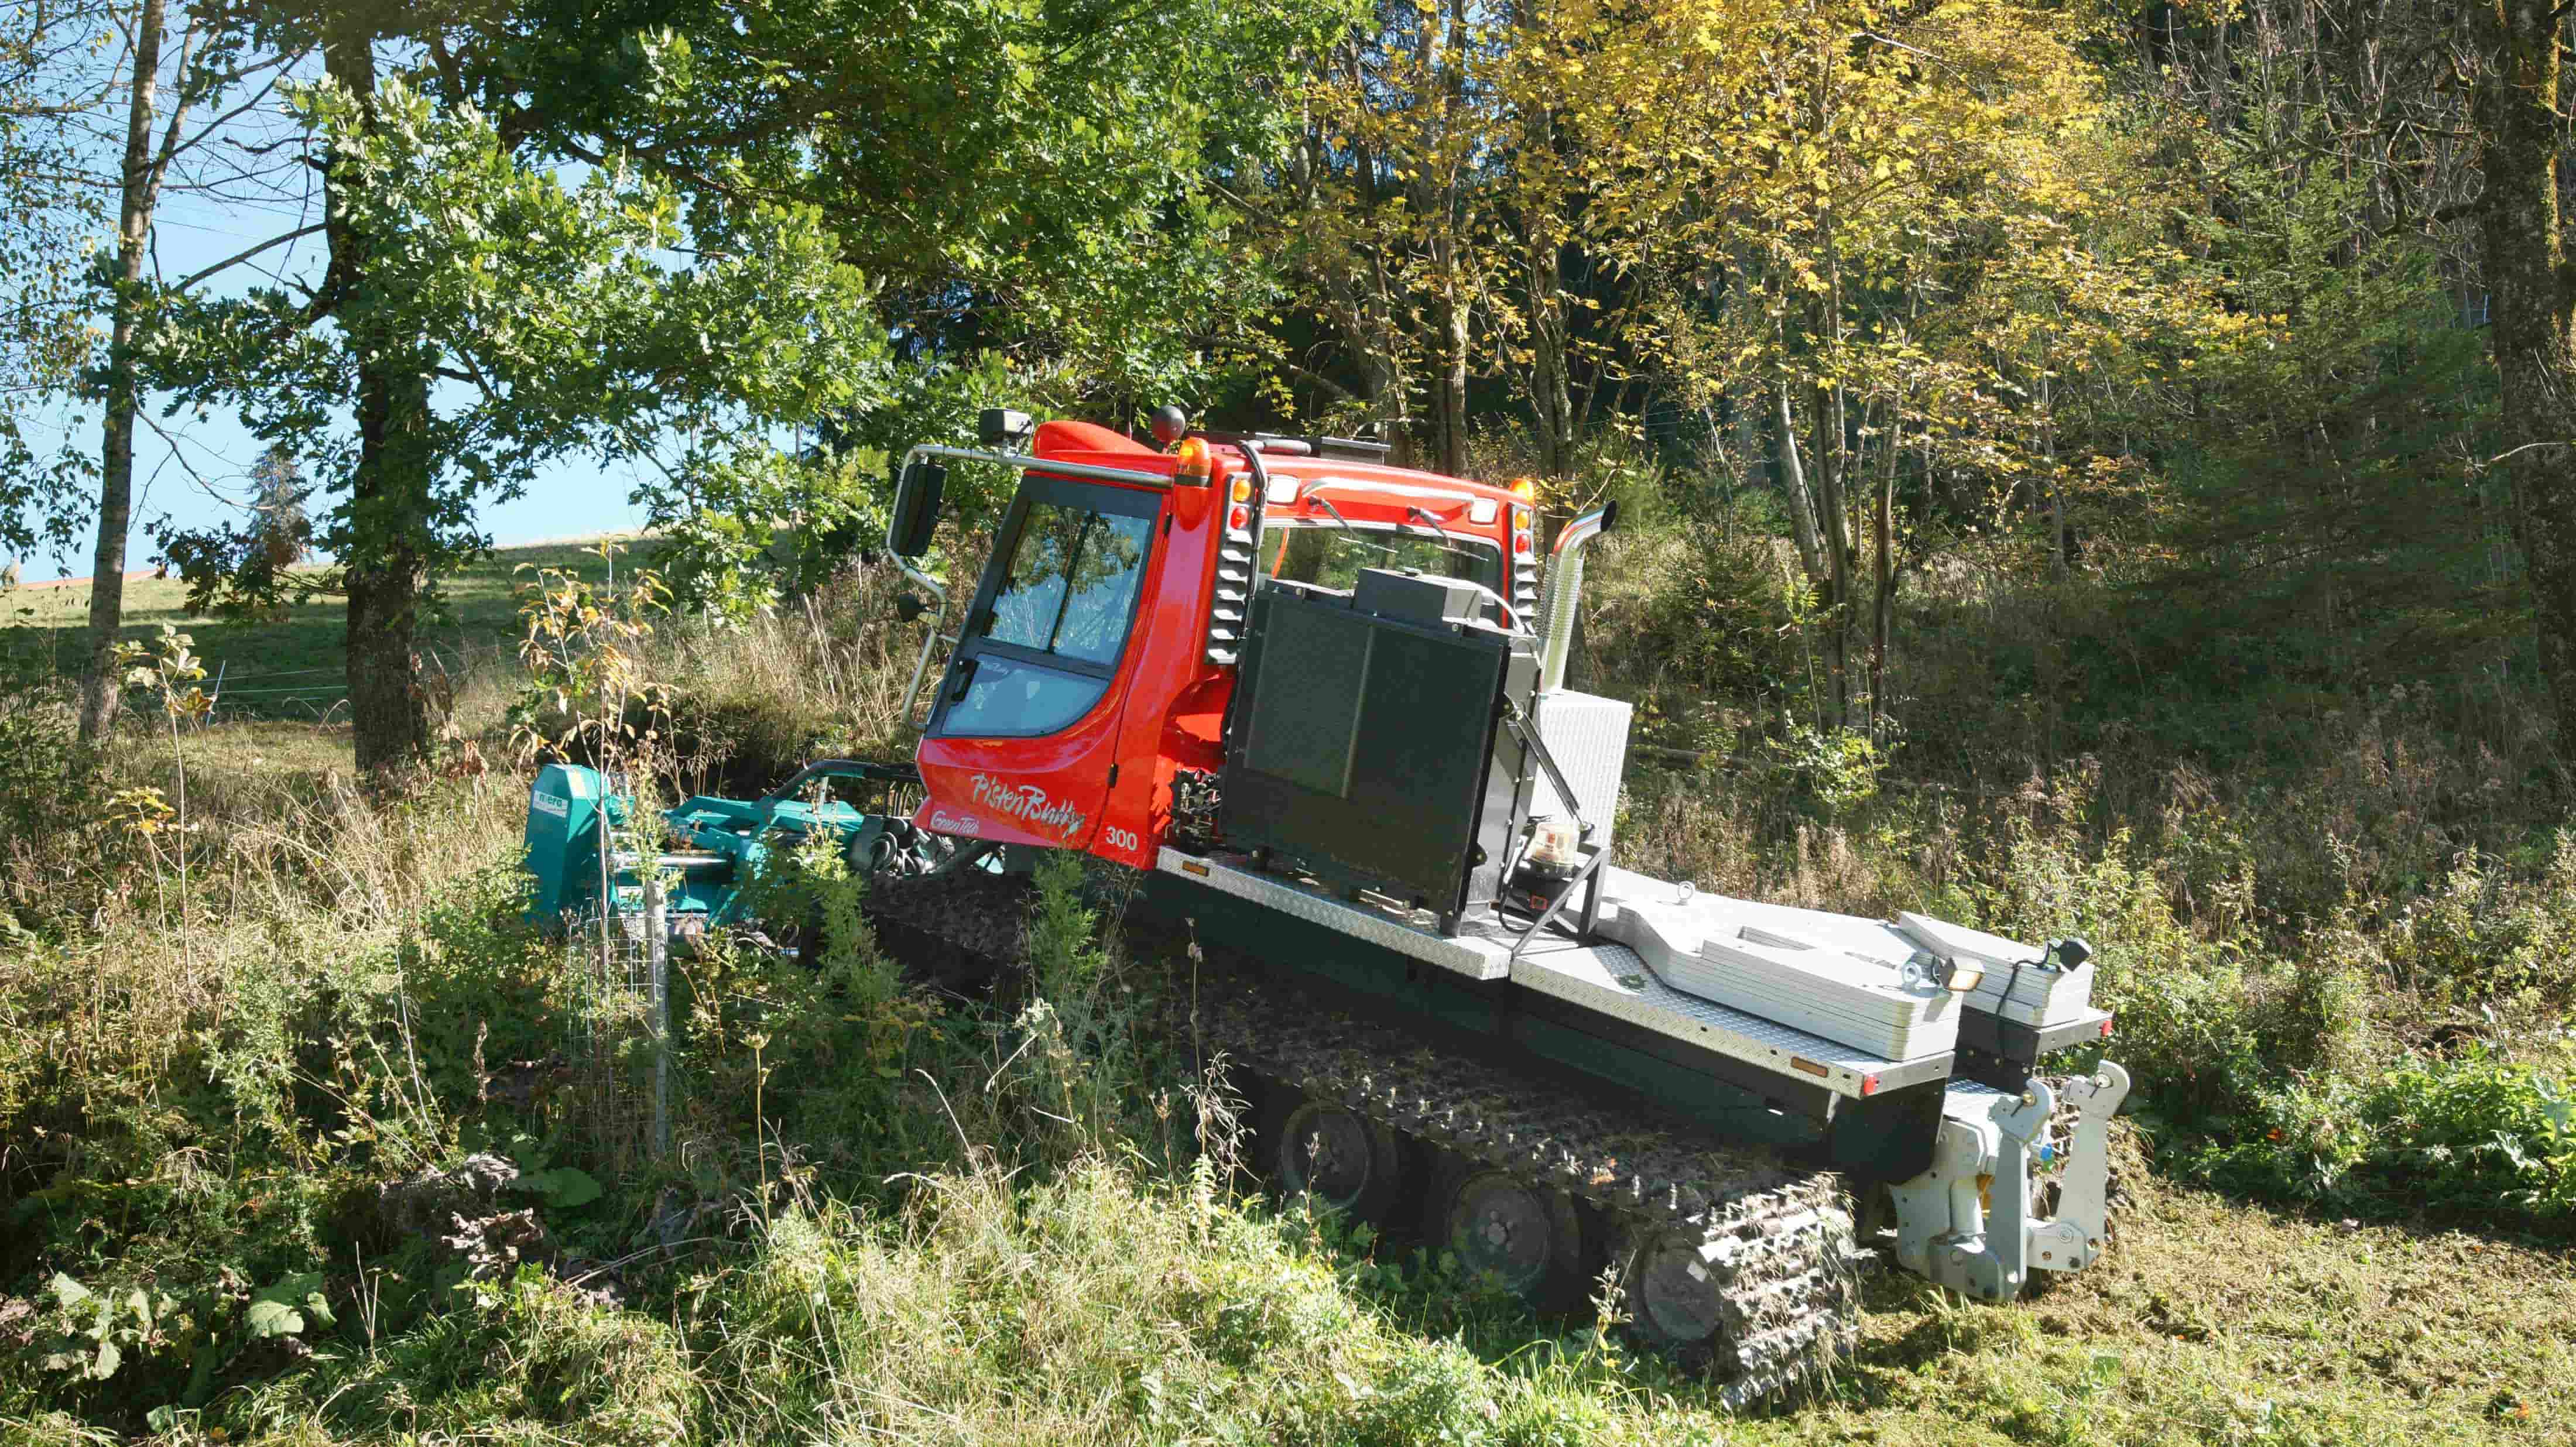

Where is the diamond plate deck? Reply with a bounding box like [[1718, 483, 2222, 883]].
[[1529, 690, 1631, 851], [1156, 848, 1516, 979], [1156, 846, 1955, 1099], [1509, 931, 1955, 1100]]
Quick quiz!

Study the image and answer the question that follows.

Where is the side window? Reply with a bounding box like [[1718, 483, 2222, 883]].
[[942, 656, 1109, 738]]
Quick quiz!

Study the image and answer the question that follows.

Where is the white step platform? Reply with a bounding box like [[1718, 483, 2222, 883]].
[[1594, 870, 1960, 1059], [1894, 913, 2097, 1026]]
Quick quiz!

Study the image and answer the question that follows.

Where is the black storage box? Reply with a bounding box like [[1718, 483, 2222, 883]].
[[1220, 573, 1536, 924]]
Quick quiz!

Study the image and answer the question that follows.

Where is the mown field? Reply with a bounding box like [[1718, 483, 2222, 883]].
[[4, 540, 643, 722], [3, 523, 2572, 1445]]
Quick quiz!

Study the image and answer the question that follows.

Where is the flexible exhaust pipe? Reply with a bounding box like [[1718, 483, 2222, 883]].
[[1537, 500, 1618, 692]]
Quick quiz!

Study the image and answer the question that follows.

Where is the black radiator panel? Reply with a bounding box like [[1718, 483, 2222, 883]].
[[1221, 577, 1534, 916], [1238, 602, 1372, 797]]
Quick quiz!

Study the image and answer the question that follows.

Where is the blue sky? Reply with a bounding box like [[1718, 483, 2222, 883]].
[[12, 92, 656, 580]]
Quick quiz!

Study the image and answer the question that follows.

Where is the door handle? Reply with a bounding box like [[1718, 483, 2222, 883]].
[[946, 654, 980, 704]]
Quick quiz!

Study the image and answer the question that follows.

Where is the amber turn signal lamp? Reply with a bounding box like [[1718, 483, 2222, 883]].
[[1169, 437, 1216, 527]]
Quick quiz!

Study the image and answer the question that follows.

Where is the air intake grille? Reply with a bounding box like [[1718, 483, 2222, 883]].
[[1204, 458, 1269, 665], [1512, 552, 1540, 626]]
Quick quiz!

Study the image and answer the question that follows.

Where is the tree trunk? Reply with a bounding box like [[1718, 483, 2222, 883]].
[[325, 28, 436, 779], [1869, 409, 1897, 740], [1813, 373, 1852, 732], [76, 0, 167, 741], [2469, 0, 2576, 745], [1431, 257, 1469, 477], [1528, 242, 1574, 479], [1774, 380, 1825, 589], [343, 366, 436, 778]]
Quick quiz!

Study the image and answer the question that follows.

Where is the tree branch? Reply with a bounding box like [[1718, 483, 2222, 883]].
[[176, 224, 326, 290]]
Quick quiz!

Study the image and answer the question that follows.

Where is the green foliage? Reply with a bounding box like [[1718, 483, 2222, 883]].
[[145, 78, 879, 625], [2185, 1047, 2576, 1221], [643, 448, 890, 620], [251, 1271, 697, 1447], [242, 1274, 333, 1340], [1751, 724, 1888, 820], [1027, 852, 1111, 1004], [2116, 155, 2508, 732], [1585, 522, 1803, 710]]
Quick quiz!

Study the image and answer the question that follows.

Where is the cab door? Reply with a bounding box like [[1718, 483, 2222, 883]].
[[913, 475, 1161, 851]]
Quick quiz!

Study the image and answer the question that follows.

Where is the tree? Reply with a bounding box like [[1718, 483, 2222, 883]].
[[144, 0, 1334, 775], [0, 0, 108, 572], [74, 0, 253, 737], [248, 445, 307, 570], [148, 73, 876, 772], [2462, 0, 2576, 749], [1229, 0, 1520, 469], [2, 0, 312, 735]]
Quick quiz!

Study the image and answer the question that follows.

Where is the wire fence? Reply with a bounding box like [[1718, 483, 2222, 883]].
[[190, 636, 519, 725], [565, 883, 674, 1169]]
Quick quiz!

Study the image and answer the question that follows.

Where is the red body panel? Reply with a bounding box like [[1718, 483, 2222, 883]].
[[910, 425, 1529, 870]]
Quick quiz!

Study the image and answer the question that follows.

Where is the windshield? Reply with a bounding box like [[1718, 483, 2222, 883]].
[[985, 500, 1153, 664], [941, 486, 1156, 740], [1260, 520, 1502, 594]]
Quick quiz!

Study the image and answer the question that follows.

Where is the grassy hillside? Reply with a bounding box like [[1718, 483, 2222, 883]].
[[2, 521, 2571, 1445]]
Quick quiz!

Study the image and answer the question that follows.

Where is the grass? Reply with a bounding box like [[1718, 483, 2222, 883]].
[[4, 503, 2574, 1445], [1, 536, 651, 722]]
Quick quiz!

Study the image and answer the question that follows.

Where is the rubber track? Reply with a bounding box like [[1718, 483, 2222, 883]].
[[861, 870, 1034, 990], [1185, 961, 1861, 1408], [864, 870, 1862, 1408]]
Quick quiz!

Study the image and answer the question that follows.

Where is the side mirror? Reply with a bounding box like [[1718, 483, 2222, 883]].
[[889, 460, 946, 558], [893, 592, 926, 623]]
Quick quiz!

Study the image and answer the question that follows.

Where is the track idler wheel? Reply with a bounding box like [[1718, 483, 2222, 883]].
[[1267, 1094, 1408, 1222], [1433, 1164, 1590, 1313]]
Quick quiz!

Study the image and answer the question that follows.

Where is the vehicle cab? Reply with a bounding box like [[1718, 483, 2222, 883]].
[[890, 413, 1536, 872]]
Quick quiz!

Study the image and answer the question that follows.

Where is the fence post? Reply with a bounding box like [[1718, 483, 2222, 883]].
[[645, 875, 670, 1159]]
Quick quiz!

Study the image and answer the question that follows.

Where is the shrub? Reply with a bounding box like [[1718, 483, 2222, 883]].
[[2186, 1047, 2576, 1222]]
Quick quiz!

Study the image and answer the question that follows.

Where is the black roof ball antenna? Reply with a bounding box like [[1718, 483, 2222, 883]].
[[1150, 404, 1189, 447]]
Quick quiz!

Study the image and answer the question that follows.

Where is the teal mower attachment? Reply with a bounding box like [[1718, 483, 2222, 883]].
[[521, 758, 942, 938]]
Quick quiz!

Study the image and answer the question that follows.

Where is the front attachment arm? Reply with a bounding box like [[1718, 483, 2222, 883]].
[[1884, 1062, 2132, 1301]]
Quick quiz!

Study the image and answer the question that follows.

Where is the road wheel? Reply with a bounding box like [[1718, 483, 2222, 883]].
[[1621, 1229, 1727, 1350], [1266, 1094, 1407, 1223], [1434, 1163, 1590, 1312]]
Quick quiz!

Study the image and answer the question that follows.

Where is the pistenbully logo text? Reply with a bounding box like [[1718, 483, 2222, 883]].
[[968, 774, 1088, 841]]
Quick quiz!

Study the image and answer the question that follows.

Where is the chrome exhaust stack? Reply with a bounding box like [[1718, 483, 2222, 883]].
[[1537, 501, 1618, 693]]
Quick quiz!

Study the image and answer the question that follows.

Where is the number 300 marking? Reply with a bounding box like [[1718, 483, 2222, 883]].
[[1102, 826, 1140, 853]]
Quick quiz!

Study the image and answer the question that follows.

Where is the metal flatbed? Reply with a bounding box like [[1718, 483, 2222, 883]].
[[1157, 846, 1953, 1102]]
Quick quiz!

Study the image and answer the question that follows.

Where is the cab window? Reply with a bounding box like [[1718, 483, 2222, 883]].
[[1260, 519, 1502, 593], [938, 480, 1157, 739]]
